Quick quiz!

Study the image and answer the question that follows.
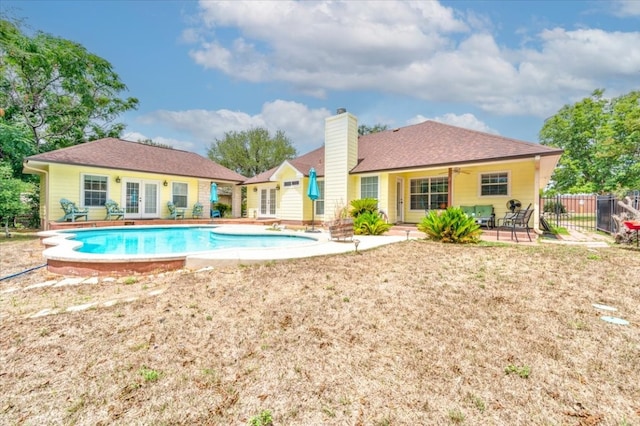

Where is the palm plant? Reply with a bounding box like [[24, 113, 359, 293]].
[[418, 207, 481, 243]]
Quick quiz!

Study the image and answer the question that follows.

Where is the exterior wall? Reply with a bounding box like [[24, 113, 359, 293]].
[[279, 168, 303, 221], [324, 111, 358, 221], [47, 164, 201, 221], [379, 159, 539, 224]]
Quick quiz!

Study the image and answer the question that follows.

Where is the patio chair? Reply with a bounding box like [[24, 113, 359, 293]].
[[192, 202, 203, 219], [104, 199, 125, 220], [210, 209, 221, 218], [167, 201, 186, 220], [59, 198, 89, 222], [497, 204, 534, 242]]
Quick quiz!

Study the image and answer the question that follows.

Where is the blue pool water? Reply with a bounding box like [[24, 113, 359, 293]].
[[62, 227, 315, 255]]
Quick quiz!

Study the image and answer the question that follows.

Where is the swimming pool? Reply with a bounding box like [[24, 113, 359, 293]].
[[60, 226, 316, 255], [38, 224, 405, 276]]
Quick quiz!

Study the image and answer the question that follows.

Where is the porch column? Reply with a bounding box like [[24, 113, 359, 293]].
[[232, 185, 242, 218]]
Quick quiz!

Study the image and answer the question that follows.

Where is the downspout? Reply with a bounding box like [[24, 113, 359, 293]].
[[23, 161, 49, 230], [448, 167, 453, 207]]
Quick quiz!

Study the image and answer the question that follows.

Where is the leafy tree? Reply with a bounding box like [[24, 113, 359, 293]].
[[358, 123, 389, 135], [207, 127, 296, 177], [539, 89, 640, 193], [0, 118, 35, 178], [0, 162, 32, 236], [0, 19, 139, 154], [138, 138, 173, 149]]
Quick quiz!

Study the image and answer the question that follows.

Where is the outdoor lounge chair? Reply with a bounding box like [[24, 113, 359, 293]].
[[104, 199, 125, 220], [192, 202, 203, 219], [497, 204, 534, 242], [167, 201, 186, 219], [59, 198, 89, 222]]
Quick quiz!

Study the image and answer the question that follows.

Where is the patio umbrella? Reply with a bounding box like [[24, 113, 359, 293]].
[[210, 182, 218, 218], [307, 168, 320, 232]]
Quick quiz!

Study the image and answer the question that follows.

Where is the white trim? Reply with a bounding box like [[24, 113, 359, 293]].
[[80, 173, 109, 208], [478, 170, 511, 198]]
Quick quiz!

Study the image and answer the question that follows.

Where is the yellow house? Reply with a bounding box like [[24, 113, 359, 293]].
[[23, 138, 246, 229], [244, 109, 563, 230]]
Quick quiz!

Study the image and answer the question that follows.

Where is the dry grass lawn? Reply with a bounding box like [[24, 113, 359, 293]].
[[1, 234, 639, 425]]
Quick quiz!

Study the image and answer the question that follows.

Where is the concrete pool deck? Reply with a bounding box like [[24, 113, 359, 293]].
[[38, 225, 410, 275]]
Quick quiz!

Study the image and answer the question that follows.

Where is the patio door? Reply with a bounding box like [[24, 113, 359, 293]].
[[259, 188, 277, 217], [123, 179, 160, 219], [396, 178, 404, 222]]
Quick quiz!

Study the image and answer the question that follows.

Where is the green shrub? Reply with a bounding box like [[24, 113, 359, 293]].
[[417, 207, 481, 243], [349, 198, 379, 217], [248, 409, 273, 426], [213, 202, 231, 217], [354, 211, 392, 235], [543, 201, 567, 214]]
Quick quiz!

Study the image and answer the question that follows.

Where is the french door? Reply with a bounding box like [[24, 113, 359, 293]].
[[123, 179, 160, 219], [396, 178, 404, 222], [259, 188, 277, 217]]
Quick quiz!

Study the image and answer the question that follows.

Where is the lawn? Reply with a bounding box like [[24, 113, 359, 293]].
[[1, 236, 639, 425]]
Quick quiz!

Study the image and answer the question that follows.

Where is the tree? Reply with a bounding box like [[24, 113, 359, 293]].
[[358, 123, 389, 135], [207, 127, 296, 177], [539, 89, 640, 193], [0, 162, 32, 236], [0, 19, 139, 154], [0, 118, 35, 178]]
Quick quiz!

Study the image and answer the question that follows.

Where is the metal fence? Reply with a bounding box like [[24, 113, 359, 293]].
[[596, 192, 640, 233], [539, 194, 597, 232], [540, 191, 640, 234]]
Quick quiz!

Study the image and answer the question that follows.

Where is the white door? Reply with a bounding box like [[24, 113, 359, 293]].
[[259, 188, 277, 217], [396, 178, 404, 223], [123, 179, 160, 218]]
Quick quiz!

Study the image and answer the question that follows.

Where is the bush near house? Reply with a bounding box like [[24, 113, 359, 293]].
[[418, 207, 481, 243], [349, 198, 391, 236], [213, 202, 231, 217]]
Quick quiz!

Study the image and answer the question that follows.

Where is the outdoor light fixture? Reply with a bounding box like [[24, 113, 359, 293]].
[[115, 176, 121, 183], [276, 184, 280, 190], [405, 229, 411, 240], [353, 239, 360, 253], [163, 180, 168, 187], [253, 187, 258, 192]]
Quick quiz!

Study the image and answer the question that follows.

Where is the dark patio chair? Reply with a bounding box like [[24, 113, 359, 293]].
[[104, 199, 125, 220], [497, 205, 534, 242], [59, 198, 89, 222]]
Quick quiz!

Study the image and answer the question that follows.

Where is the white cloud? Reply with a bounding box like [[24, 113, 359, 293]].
[[134, 100, 331, 155], [408, 113, 498, 134], [611, 0, 640, 17], [183, 0, 640, 118]]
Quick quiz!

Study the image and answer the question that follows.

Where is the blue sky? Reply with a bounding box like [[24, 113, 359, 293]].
[[3, 0, 639, 156]]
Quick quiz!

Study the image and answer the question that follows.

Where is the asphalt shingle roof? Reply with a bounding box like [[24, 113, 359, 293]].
[[352, 120, 563, 173], [25, 138, 247, 182], [243, 120, 562, 183]]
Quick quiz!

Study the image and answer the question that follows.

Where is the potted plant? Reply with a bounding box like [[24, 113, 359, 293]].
[[328, 202, 354, 241]]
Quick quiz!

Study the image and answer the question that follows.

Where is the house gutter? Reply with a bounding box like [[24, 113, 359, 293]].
[[23, 160, 50, 230]]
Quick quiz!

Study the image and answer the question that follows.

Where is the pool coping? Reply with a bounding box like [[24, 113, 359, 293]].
[[38, 225, 409, 275]]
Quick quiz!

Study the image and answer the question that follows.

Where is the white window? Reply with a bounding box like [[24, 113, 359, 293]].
[[283, 180, 300, 187], [172, 182, 188, 208], [82, 174, 108, 207], [480, 172, 509, 196], [360, 176, 378, 199], [410, 177, 449, 210], [315, 181, 324, 215]]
